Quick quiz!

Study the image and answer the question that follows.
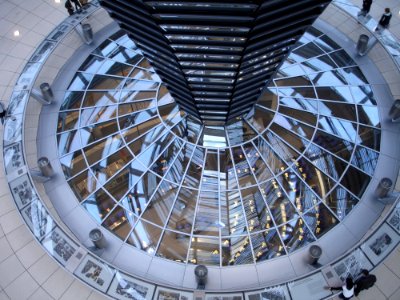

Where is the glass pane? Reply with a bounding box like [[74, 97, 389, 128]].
[[242, 142, 273, 183], [357, 125, 380, 151], [221, 190, 247, 236], [165, 144, 195, 184], [260, 180, 299, 225], [251, 230, 285, 262], [82, 188, 116, 222], [193, 191, 220, 236], [141, 181, 179, 227], [231, 147, 257, 188], [167, 188, 198, 234], [303, 143, 348, 180], [302, 202, 338, 238], [60, 150, 86, 179], [340, 165, 371, 199], [324, 185, 358, 221], [103, 206, 136, 240], [183, 147, 205, 188], [351, 146, 379, 176], [221, 235, 254, 266], [188, 237, 220, 266], [156, 230, 190, 262], [127, 220, 162, 255], [278, 218, 315, 253]]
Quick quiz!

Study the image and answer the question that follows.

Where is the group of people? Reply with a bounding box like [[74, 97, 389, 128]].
[[328, 269, 377, 299], [358, 0, 392, 31], [65, 0, 84, 16]]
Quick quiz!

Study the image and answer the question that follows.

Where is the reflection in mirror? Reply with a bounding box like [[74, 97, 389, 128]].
[[167, 187, 198, 234], [324, 185, 358, 221], [302, 202, 338, 238], [221, 190, 247, 236], [141, 181, 179, 227], [127, 219, 162, 255], [221, 235, 254, 266], [251, 229, 286, 262], [260, 180, 299, 226], [357, 125, 381, 151], [278, 218, 315, 253], [82, 188, 116, 222], [340, 165, 371, 199], [188, 236, 220, 265], [156, 230, 190, 262], [351, 146, 379, 176], [193, 190, 220, 236]]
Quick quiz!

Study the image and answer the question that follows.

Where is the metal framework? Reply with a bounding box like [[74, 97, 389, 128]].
[[99, 0, 331, 125]]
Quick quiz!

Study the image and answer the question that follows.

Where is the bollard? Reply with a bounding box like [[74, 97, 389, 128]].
[[389, 99, 400, 121], [82, 23, 93, 44], [375, 178, 393, 198], [194, 265, 208, 290], [356, 34, 369, 56], [37, 157, 54, 178], [40, 83, 54, 104], [89, 228, 107, 249], [308, 245, 322, 265]]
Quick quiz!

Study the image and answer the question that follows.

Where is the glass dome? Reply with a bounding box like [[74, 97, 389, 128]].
[[57, 27, 381, 266]]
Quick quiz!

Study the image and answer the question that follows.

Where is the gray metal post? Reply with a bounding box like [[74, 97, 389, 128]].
[[37, 157, 54, 178], [194, 265, 208, 290], [389, 99, 400, 121], [375, 178, 393, 198], [308, 245, 322, 265], [89, 229, 107, 249], [75, 23, 93, 45], [31, 83, 53, 105], [82, 24, 93, 44], [356, 34, 369, 56]]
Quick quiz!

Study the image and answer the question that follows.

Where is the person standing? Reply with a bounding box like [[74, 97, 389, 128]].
[[376, 8, 392, 30], [359, 0, 372, 16], [71, 0, 83, 11], [65, 0, 74, 16], [0, 102, 6, 125], [355, 269, 377, 296], [328, 277, 355, 300]]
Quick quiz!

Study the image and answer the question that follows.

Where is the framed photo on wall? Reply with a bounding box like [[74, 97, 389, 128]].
[[387, 203, 400, 234], [74, 255, 115, 292], [42, 227, 79, 266], [361, 223, 400, 265], [155, 287, 193, 300], [108, 271, 155, 300]]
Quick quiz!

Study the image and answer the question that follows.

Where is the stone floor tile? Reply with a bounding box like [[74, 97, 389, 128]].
[[374, 264, 400, 298], [4, 271, 39, 300], [60, 280, 92, 300], [28, 254, 59, 286], [0, 255, 24, 289], [42, 268, 74, 299], [357, 285, 386, 300], [29, 287, 55, 300]]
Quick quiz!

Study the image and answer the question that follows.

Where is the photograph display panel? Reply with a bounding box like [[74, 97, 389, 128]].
[[155, 287, 193, 300], [3, 142, 25, 174], [361, 223, 400, 265], [288, 272, 332, 300], [21, 199, 54, 240], [108, 271, 155, 300], [9, 174, 37, 209], [206, 293, 243, 300], [245, 285, 290, 300], [387, 202, 400, 234], [332, 248, 373, 281], [74, 255, 115, 292], [42, 227, 79, 266]]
